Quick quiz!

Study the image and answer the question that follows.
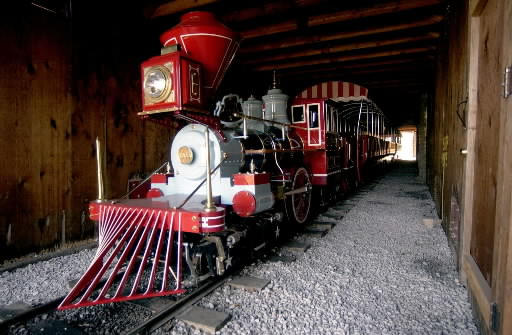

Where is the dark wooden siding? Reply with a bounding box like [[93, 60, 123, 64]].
[[0, 3, 172, 259], [428, 0, 469, 260]]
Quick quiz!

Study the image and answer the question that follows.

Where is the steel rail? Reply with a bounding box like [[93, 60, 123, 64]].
[[0, 297, 62, 332], [124, 277, 228, 335]]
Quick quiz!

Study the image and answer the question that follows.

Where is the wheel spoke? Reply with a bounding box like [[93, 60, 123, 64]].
[[288, 167, 312, 224]]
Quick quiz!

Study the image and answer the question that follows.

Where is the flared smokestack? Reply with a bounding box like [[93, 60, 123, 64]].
[[160, 12, 239, 101]]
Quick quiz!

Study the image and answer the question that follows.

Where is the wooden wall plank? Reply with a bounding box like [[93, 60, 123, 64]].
[[0, 14, 22, 251], [493, 0, 512, 332], [461, 14, 481, 284], [0, 7, 73, 256], [0, 3, 174, 259], [469, 0, 503, 285]]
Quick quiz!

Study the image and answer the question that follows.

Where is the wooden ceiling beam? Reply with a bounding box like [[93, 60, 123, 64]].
[[150, 0, 222, 18], [361, 79, 428, 87], [308, 0, 442, 27], [239, 14, 443, 53], [240, 0, 442, 39], [344, 65, 431, 76], [221, 0, 330, 23], [278, 57, 434, 77], [253, 46, 437, 71], [240, 32, 439, 64], [366, 83, 428, 90], [291, 70, 430, 86]]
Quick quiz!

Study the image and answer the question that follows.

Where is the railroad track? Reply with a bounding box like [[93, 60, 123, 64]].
[[0, 297, 62, 333], [1, 184, 377, 335], [1, 276, 228, 335], [124, 277, 227, 334]]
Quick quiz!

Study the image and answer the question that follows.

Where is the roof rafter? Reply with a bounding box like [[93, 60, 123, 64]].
[[240, 0, 442, 39], [240, 32, 439, 64], [253, 46, 437, 71], [239, 14, 443, 54]]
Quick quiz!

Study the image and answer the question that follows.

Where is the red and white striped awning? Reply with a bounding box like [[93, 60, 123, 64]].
[[296, 81, 368, 99]]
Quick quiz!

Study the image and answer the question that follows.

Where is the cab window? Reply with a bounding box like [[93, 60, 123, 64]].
[[292, 105, 305, 123], [308, 104, 319, 129]]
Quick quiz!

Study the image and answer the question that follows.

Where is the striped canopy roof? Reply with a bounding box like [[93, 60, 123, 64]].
[[296, 81, 368, 99]]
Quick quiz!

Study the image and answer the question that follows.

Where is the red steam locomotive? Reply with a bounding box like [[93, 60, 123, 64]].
[[58, 11, 399, 310]]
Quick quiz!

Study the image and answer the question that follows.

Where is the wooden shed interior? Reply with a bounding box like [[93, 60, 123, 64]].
[[0, 0, 510, 333]]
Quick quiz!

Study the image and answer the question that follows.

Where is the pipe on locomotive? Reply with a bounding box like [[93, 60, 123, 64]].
[[95, 137, 105, 201], [204, 127, 216, 212]]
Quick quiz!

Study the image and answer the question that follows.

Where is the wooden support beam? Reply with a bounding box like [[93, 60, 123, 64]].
[[469, 0, 488, 16], [291, 76, 428, 90], [463, 255, 492, 327], [344, 64, 431, 76], [279, 66, 432, 87], [240, 33, 439, 64], [240, 15, 443, 53], [150, 0, 221, 18], [308, 0, 442, 27], [252, 46, 436, 71], [360, 78, 428, 86], [221, 0, 330, 23], [281, 66, 432, 84], [240, 0, 442, 40], [279, 57, 434, 76], [240, 20, 299, 40]]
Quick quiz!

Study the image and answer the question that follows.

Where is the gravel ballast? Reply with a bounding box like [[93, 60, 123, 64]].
[[1, 163, 478, 334], [0, 249, 96, 306], [167, 164, 478, 334]]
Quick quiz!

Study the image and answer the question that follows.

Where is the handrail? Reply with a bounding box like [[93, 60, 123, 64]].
[[119, 161, 170, 199], [176, 156, 227, 209]]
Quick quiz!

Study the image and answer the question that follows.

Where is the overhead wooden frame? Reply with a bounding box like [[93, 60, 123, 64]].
[[149, 0, 221, 18], [240, 33, 439, 65], [238, 0, 443, 39], [239, 14, 443, 54], [253, 46, 436, 71]]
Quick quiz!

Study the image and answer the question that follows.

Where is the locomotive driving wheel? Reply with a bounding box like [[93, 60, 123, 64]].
[[285, 167, 312, 224]]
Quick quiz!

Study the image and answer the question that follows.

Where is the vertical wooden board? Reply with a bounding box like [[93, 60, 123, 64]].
[[105, 72, 146, 199], [70, 72, 104, 238], [461, 11, 482, 283], [442, 0, 469, 256], [144, 121, 174, 172], [13, 12, 37, 253], [69, 9, 170, 224], [0, 14, 23, 253], [493, 0, 512, 332], [469, 0, 503, 285], [27, 12, 72, 249]]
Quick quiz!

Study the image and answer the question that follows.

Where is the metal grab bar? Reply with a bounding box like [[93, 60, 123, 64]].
[[119, 161, 170, 200], [176, 156, 227, 209]]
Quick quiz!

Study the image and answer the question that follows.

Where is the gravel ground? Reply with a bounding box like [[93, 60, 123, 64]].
[[0, 248, 96, 306], [8, 300, 153, 335], [1, 163, 478, 334], [163, 163, 478, 334]]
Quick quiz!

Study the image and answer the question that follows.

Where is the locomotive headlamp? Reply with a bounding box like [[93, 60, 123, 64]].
[[143, 66, 172, 103]]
